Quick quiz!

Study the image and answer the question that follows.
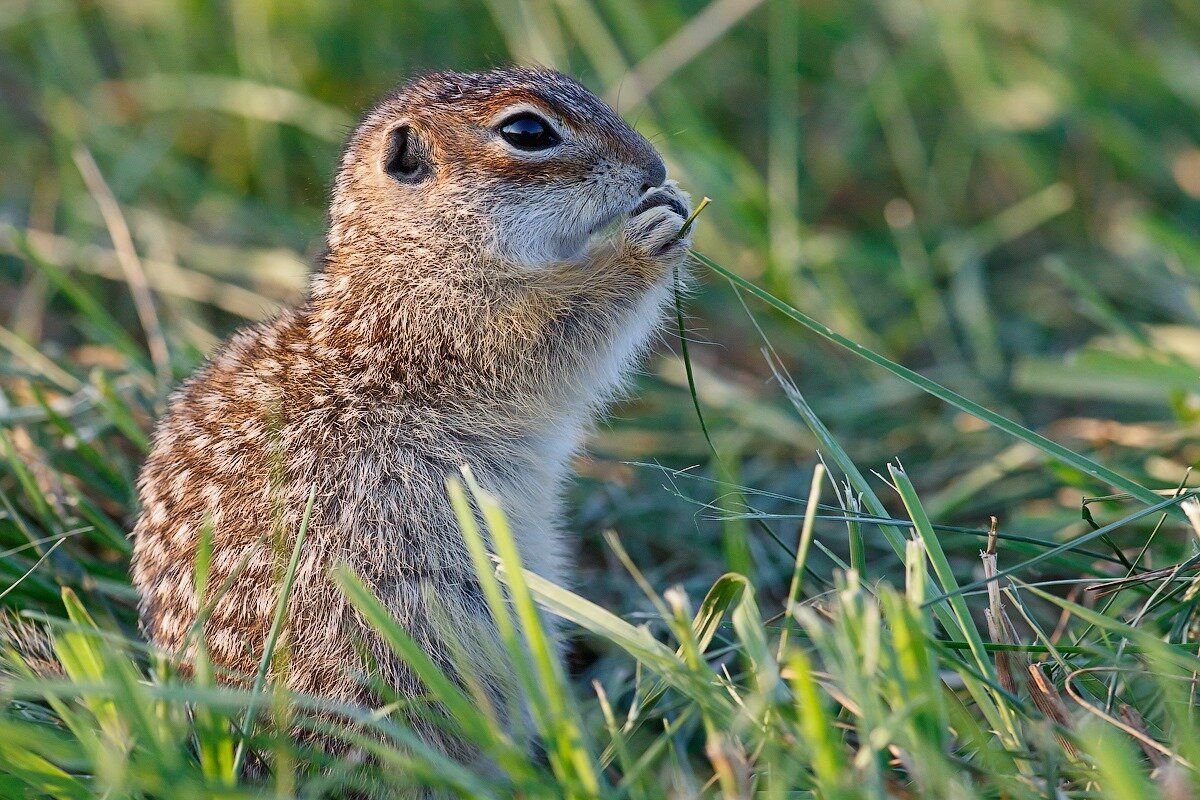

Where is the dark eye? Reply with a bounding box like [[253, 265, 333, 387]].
[[498, 113, 562, 151]]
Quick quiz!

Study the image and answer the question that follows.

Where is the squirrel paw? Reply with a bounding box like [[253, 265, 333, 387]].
[[624, 181, 692, 259]]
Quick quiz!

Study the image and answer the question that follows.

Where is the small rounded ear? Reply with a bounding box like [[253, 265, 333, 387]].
[[383, 124, 429, 183]]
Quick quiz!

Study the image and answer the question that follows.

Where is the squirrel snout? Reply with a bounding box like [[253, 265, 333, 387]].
[[639, 154, 667, 195]]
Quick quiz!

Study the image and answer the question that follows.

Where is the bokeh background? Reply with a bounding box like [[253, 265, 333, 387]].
[[1, 0, 1198, 664]]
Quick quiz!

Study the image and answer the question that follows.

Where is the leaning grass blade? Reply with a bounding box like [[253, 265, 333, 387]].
[[764, 358, 906, 554], [232, 486, 315, 774], [776, 463, 823, 660], [891, 465, 1020, 744], [88, 623, 185, 778], [0, 538, 66, 603], [517, 566, 725, 716], [730, 583, 778, 697], [55, 590, 127, 754], [697, 251, 1167, 511], [670, 199, 718, 461], [0, 731, 90, 800], [1018, 581, 1200, 675], [13, 230, 148, 372], [446, 477, 523, 649], [447, 475, 540, 738], [890, 466, 992, 682], [333, 566, 510, 757], [787, 651, 847, 795], [592, 681, 644, 798], [597, 571, 747, 767], [459, 471, 601, 795], [673, 278, 718, 462], [692, 572, 748, 654], [767, 353, 1011, 735], [73, 146, 171, 392]]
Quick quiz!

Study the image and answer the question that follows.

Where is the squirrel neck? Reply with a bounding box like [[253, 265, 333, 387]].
[[300, 236, 570, 430]]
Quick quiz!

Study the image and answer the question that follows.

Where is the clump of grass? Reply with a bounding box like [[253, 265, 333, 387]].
[[3, 0, 1200, 796]]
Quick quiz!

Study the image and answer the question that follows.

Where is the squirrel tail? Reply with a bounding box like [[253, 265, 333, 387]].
[[0, 611, 62, 679]]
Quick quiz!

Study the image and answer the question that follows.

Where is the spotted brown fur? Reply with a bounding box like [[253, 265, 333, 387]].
[[130, 67, 692, 778]]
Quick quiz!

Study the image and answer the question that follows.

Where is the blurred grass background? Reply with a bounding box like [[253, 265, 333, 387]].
[[1, 0, 1200, 772]]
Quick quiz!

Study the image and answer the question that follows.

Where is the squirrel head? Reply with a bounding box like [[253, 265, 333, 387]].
[[327, 67, 668, 272]]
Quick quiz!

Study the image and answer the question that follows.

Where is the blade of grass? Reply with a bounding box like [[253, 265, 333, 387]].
[[516, 565, 727, 716], [890, 464, 1018, 743], [1017, 580, 1200, 675], [459, 469, 601, 795], [697, 251, 1170, 513], [13, 230, 149, 373], [776, 463, 823, 660], [232, 485, 315, 774], [761, 349, 1012, 735], [73, 147, 170, 393], [672, 199, 719, 463], [333, 565, 516, 761]]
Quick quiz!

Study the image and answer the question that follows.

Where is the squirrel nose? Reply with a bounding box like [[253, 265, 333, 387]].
[[639, 155, 667, 194]]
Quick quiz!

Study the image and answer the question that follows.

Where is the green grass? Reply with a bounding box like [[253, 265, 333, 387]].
[[3, 0, 1200, 796]]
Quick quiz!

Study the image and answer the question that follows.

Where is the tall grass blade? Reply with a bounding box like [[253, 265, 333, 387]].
[[232, 485, 316, 774], [696, 251, 1169, 512]]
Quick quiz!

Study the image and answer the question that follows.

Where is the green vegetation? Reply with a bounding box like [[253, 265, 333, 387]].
[[2, 0, 1200, 796]]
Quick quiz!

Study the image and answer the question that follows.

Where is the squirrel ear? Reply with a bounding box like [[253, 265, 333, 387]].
[[383, 124, 428, 183]]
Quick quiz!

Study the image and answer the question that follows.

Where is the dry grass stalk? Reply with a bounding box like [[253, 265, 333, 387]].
[[72, 146, 171, 392], [1027, 663, 1080, 759], [1118, 703, 1167, 769], [982, 517, 1026, 696]]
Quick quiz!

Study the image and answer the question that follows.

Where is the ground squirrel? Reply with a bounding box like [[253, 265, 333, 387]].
[[128, 67, 692, 759]]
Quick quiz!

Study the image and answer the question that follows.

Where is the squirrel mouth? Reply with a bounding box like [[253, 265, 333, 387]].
[[573, 188, 683, 258], [587, 186, 685, 238]]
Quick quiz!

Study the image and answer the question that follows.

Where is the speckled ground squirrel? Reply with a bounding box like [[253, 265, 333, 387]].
[[127, 67, 691, 760]]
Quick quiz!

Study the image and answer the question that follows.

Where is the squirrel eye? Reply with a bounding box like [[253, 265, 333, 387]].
[[498, 113, 562, 151]]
